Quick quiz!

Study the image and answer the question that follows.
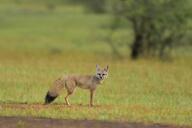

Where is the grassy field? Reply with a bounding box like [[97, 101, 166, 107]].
[[0, 1, 192, 127]]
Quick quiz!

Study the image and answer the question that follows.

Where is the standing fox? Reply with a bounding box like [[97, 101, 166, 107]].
[[44, 64, 109, 106]]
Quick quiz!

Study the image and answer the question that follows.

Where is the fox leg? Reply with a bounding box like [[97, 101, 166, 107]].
[[65, 92, 72, 106], [65, 80, 76, 106], [90, 90, 95, 107]]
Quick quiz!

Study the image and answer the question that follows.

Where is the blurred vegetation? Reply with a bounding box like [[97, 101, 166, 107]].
[[68, 0, 192, 59], [67, 0, 106, 13], [0, 0, 192, 59], [108, 0, 192, 59], [77, 0, 192, 59]]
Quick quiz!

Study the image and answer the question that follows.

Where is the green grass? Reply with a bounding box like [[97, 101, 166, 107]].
[[0, 55, 191, 126], [0, 2, 113, 53], [0, 1, 192, 127]]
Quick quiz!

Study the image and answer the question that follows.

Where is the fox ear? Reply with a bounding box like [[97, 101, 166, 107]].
[[96, 64, 100, 71], [104, 65, 109, 71]]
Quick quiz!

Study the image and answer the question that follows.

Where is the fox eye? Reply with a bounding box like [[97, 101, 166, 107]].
[[97, 73, 101, 75]]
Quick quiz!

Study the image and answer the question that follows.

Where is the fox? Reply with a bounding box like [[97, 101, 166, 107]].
[[44, 64, 109, 106]]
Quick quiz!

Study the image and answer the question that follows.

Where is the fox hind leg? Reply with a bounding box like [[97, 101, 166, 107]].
[[65, 80, 76, 106], [65, 91, 73, 105]]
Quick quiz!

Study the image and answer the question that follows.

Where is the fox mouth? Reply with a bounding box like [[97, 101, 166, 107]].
[[96, 76, 103, 80]]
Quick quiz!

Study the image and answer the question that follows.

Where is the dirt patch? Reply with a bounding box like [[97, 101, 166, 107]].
[[0, 103, 190, 128], [0, 116, 189, 128]]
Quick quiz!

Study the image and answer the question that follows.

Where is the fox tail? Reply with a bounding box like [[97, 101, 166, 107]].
[[44, 78, 65, 104], [44, 91, 58, 104]]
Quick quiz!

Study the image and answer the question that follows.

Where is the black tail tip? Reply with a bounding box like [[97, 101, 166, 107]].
[[44, 92, 57, 104]]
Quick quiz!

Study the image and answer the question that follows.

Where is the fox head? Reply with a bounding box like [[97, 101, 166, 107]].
[[96, 64, 109, 80]]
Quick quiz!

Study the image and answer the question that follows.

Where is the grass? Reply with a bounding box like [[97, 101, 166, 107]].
[[0, 1, 192, 127]]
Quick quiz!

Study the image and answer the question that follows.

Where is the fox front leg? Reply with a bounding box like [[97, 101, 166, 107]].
[[90, 90, 95, 107]]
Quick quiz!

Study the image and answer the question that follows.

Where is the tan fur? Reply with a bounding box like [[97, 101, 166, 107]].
[[47, 65, 109, 106]]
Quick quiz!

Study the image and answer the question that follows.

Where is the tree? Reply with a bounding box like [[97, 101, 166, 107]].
[[109, 0, 192, 59]]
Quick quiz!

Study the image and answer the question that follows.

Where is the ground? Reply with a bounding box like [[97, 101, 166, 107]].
[[0, 104, 190, 128], [0, 116, 188, 128]]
